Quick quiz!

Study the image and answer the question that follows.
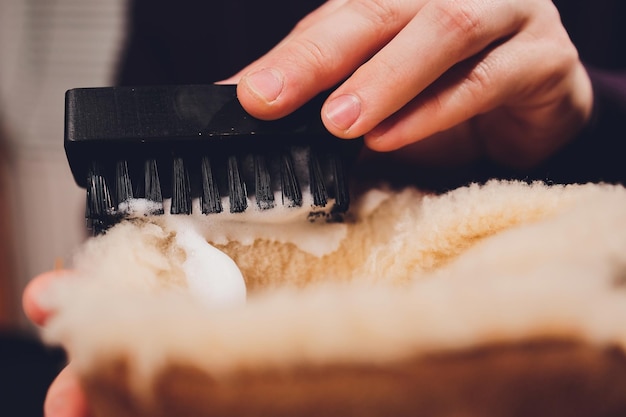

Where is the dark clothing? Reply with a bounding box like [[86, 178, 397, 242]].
[[0, 332, 66, 417], [116, 1, 626, 189], [553, 0, 626, 71], [117, 0, 325, 85]]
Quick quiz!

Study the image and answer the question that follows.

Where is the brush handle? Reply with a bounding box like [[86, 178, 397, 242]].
[[65, 84, 363, 233], [65, 84, 330, 141], [65, 85, 353, 188]]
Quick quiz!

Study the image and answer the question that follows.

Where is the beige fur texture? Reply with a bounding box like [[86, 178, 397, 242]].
[[40, 180, 626, 416]]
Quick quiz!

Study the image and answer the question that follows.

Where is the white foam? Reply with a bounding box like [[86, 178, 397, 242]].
[[174, 226, 246, 307], [121, 196, 350, 257]]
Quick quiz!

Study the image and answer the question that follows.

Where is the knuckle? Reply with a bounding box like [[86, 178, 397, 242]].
[[289, 37, 338, 75], [469, 61, 493, 89], [541, 45, 580, 92], [530, 11, 581, 77], [550, 31, 581, 72], [349, 0, 402, 28], [374, 57, 408, 85], [463, 60, 495, 101], [460, 60, 496, 102], [555, 41, 581, 72], [430, 0, 483, 40]]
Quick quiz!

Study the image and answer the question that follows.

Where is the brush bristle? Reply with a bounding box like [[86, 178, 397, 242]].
[[200, 156, 223, 214], [171, 157, 192, 215], [83, 145, 356, 234], [280, 152, 303, 208], [330, 153, 350, 212], [86, 162, 117, 234], [308, 151, 328, 208], [227, 155, 248, 213], [66, 85, 363, 234], [144, 159, 164, 215], [115, 160, 133, 203], [254, 155, 275, 211]]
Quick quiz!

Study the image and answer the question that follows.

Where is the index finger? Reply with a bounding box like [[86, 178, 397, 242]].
[[236, 0, 424, 120], [222, 0, 350, 84]]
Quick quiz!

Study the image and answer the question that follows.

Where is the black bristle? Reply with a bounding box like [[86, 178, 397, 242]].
[[86, 161, 116, 234], [280, 151, 302, 207], [308, 150, 328, 208], [171, 157, 192, 215], [330, 153, 350, 212], [201, 156, 223, 214], [254, 154, 275, 210], [227, 155, 247, 213], [86, 161, 115, 217], [115, 160, 133, 204], [65, 86, 364, 228], [144, 159, 164, 215]]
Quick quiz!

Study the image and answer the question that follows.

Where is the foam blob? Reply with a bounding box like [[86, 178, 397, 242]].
[[174, 226, 246, 307]]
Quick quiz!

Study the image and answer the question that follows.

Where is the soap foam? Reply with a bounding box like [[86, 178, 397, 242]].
[[174, 225, 246, 307], [106, 189, 376, 306], [122, 195, 351, 257]]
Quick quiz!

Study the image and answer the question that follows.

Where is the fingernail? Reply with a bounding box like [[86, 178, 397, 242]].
[[325, 94, 361, 131], [243, 68, 284, 103]]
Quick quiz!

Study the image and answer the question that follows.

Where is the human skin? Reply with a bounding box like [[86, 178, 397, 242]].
[[231, 0, 593, 169], [24, 1, 594, 416], [23, 271, 91, 417]]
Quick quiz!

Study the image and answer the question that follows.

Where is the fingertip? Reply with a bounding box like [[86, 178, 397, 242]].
[[44, 365, 89, 417], [237, 68, 288, 120], [23, 270, 71, 326], [322, 93, 362, 136]]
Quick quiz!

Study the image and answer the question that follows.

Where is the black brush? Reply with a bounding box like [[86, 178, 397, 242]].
[[64, 84, 363, 234]]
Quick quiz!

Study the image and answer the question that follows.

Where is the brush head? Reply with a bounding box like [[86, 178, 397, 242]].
[[64, 85, 363, 234]]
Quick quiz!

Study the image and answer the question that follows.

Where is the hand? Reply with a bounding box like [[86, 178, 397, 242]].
[[230, 0, 593, 169], [23, 271, 90, 417]]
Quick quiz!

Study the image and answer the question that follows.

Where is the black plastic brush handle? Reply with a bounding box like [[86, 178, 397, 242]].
[[64, 84, 348, 188], [66, 84, 364, 233]]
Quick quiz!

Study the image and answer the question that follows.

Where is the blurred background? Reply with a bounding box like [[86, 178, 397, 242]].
[[0, 0, 624, 415], [0, 0, 128, 414], [0, 0, 127, 330]]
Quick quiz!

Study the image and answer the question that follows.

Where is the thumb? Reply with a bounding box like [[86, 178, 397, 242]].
[[44, 365, 90, 417], [23, 270, 74, 327]]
